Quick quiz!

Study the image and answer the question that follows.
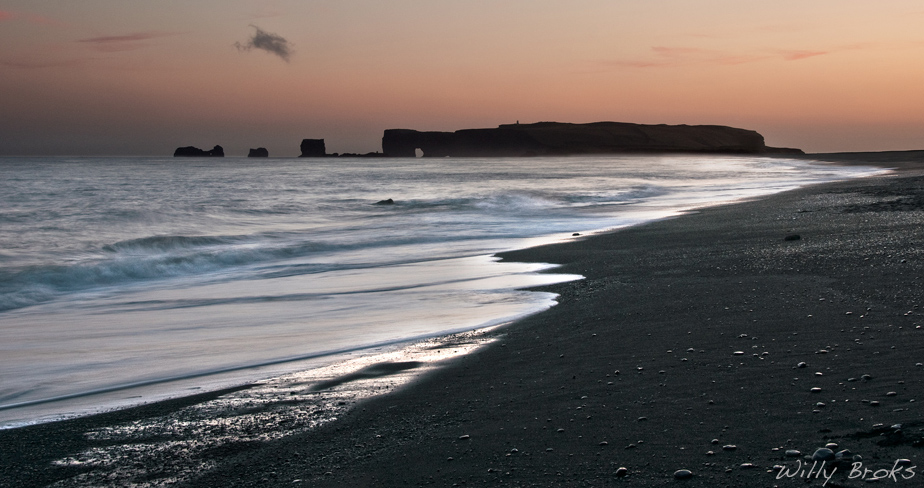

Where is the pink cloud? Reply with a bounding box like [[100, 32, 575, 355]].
[[76, 32, 174, 52], [650, 46, 708, 57], [0, 10, 15, 21]]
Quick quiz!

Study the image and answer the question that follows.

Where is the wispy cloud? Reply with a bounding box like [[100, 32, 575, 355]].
[[781, 50, 828, 61], [0, 58, 89, 69], [605, 45, 836, 69], [234, 25, 292, 62], [24, 13, 68, 27], [76, 32, 173, 52], [0, 10, 67, 26], [248, 6, 283, 19]]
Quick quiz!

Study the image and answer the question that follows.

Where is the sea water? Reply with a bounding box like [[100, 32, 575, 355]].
[[0, 155, 881, 427]]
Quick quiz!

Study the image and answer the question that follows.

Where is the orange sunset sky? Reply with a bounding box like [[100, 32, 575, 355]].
[[1, 0, 922, 156]]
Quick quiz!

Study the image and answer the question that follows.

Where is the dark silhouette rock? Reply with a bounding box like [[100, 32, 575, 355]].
[[173, 145, 224, 157], [248, 147, 269, 158], [381, 122, 803, 157], [300, 139, 326, 157], [374, 198, 395, 205], [784, 234, 801, 241]]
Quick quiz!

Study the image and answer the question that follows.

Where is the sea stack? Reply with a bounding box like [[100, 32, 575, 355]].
[[173, 145, 225, 157], [299, 139, 326, 157], [248, 147, 269, 158]]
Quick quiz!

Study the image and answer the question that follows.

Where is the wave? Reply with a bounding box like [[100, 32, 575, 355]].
[[0, 231, 503, 313], [0, 233, 335, 312], [101, 235, 244, 253], [384, 185, 665, 214]]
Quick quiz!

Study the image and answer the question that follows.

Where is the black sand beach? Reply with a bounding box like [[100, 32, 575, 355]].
[[2, 154, 924, 487]]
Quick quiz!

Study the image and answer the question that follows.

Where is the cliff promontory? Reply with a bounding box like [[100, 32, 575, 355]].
[[382, 122, 802, 157]]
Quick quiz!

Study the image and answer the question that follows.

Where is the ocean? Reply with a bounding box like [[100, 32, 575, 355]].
[[0, 155, 882, 427]]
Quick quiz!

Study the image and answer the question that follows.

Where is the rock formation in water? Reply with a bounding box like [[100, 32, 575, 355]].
[[381, 122, 803, 157], [173, 145, 225, 157], [299, 139, 326, 157], [248, 147, 269, 158]]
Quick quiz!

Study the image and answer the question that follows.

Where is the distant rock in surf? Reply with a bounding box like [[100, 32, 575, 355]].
[[248, 147, 269, 158], [300, 139, 326, 157], [374, 198, 395, 205], [174, 145, 224, 157], [336, 152, 387, 158]]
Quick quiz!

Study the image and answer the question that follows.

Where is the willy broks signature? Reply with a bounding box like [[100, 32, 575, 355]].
[[776, 459, 917, 486]]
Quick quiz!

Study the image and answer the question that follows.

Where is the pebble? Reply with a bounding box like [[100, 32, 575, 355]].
[[861, 374, 873, 380], [811, 387, 822, 393], [886, 391, 897, 397], [835, 449, 853, 460], [740, 463, 757, 469], [733, 351, 745, 356], [870, 401, 880, 407], [722, 445, 737, 451], [785, 449, 801, 457], [797, 362, 807, 368], [825, 443, 838, 450], [459, 435, 470, 440], [673, 469, 693, 480], [812, 448, 835, 462], [615, 467, 628, 477]]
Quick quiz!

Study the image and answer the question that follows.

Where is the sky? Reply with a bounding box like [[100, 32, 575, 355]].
[[1, 0, 922, 156]]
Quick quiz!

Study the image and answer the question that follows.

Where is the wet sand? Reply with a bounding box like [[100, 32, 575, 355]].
[[2, 152, 924, 487]]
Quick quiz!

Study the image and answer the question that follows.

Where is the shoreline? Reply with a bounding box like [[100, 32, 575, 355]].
[[0, 155, 855, 429], [2, 154, 923, 486]]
